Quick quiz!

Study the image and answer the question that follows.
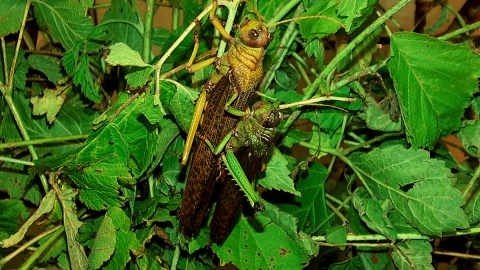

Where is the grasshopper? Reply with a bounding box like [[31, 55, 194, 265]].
[[179, 1, 273, 238], [206, 101, 282, 244]]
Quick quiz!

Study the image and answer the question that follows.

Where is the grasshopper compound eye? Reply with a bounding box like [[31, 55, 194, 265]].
[[239, 20, 271, 48], [263, 110, 282, 128], [248, 29, 259, 40]]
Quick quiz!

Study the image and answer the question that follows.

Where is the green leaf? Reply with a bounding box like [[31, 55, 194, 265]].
[[388, 32, 480, 148], [165, 80, 197, 133], [30, 89, 66, 124], [109, 93, 158, 177], [0, 199, 30, 242], [68, 131, 129, 210], [0, 0, 27, 37], [106, 43, 150, 67], [102, 0, 143, 53], [278, 163, 330, 234], [330, 252, 395, 270], [337, 24, 381, 73], [160, 137, 183, 187], [27, 54, 65, 83], [352, 188, 397, 240], [362, 94, 401, 132], [458, 120, 480, 158], [304, 39, 325, 69], [33, 0, 93, 51], [281, 129, 311, 148], [350, 145, 469, 236], [258, 147, 300, 196], [73, 53, 101, 102], [152, 27, 170, 50], [2, 191, 55, 247], [336, 0, 378, 33], [326, 226, 347, 245], [125, 67, 154, 88], [88, 212, 116, 269], [213, 206, 311, 270], [297, 2, 342, 41], [274, 62, 299, 90], [103, 208, 141, 270], [0, 158, 41, 205], [392, 240, 434, 270], [58, 188, 89, 270], [258, 0, 283, 22]]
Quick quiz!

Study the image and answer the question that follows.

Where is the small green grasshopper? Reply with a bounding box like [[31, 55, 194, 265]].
[[202, 101, 282, 244]]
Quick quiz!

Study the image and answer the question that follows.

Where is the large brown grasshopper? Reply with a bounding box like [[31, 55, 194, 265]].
[[178, 1, 273, 239]]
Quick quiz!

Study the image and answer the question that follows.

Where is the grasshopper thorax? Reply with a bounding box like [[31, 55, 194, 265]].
[[238, 20, 272, 49]]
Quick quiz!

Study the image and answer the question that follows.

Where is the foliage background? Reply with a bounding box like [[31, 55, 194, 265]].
[[0, 0, 480, 269]]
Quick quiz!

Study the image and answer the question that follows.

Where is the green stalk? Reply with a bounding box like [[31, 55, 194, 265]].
[[312, 232, 430, 242], [172, 7, 180, 31], [266, 0, 302, 26], [439, 20, 480, 41], [143, 0, 156, 63], [462, 163, 480, 199], [0, 134, 88, 149], [0, 156, 35, 166]]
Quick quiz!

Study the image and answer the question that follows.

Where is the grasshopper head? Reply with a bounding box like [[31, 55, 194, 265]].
[[238, 20, 273, 48], [252, 101, 283, 129]]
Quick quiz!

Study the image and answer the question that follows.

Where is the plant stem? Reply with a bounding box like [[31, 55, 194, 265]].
[[313, 226, 480, 243], [7, 0, 31, 93], [278, 96, 356, 110], [312, 232, 429, 242], [325, 193, 349, 209], [0, 156, 35, 166], [343, 132, 404, 155], [170, 245, 180, 270], [172, 7, 180, 31], [432, 250, 480, 260], [1, 37, 8, 86], [0, 134, 89, 149], [266, 0, 302, 26], [462, 162, 480, 198], [326, 200, 348, 224], [318, 242, 394, 248], [143, 0, 155, 63], [291, 52, 319, 77], [439, 20, 480, 41], [446, 3, 466, 29], [0, 225, 64, 269]]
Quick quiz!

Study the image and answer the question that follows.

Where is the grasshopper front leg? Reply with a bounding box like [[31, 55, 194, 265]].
[[221, 150, 264, 210]]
